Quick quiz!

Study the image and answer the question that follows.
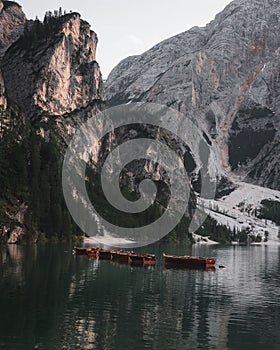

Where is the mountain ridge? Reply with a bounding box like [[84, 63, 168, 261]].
[[0, 5, 105, 243], [106, 0, 280, 191], [0, 0, 279, 245]]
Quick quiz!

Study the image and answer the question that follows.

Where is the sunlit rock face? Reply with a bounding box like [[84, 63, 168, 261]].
[[0, 0, 26, 57], [2, 12, 104, 118], [0, 6, 105, 243], [0, 0, 26, 108], [106, 0, 280, 190]]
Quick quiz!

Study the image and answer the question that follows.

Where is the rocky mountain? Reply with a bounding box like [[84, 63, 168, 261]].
[[0, 0, 26, 108], [0, 0, 279, 245], [0, 1, 105, 243], [0, 1, 197, 245], [106, 0, 280, 191], [0, 1, 104, 124], [2, 12, 103, 117], [0, 0, 26, 57]]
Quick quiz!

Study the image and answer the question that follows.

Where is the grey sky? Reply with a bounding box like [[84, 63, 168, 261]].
[[18, 0, 232, 78]]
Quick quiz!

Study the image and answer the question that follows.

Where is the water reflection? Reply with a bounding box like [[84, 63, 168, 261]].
[[0, 244, 279, 350]]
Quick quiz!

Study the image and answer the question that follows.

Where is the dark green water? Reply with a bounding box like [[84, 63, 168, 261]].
[[0, 243, 279, 350]]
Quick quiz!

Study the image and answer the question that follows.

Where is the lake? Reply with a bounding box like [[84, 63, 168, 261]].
[[0, 243, 279, 350]]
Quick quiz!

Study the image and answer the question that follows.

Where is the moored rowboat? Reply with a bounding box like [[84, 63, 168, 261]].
[[87, 248, 100, 258], [111, 250, 131, 264], [129, 253, 156, 266], [74, 247, 91, 255], [98, 249, 114, 260], [163, 253, 216, 268], [74, 247, 157, 267]]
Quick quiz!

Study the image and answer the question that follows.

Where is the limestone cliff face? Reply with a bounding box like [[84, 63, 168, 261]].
[[0, 7, 105, 243], [106, 0, 280, 190], [2, 12, 104, 117], [0, 0, 26, 57], [0, 1, 26, 108]]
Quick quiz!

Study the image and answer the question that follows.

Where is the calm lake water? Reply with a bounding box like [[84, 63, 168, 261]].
[[0, 243, 279, 350]]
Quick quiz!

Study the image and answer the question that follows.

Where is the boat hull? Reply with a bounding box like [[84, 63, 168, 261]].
[[111, 251, 130, 264], [98, 249, 113, 260], [87, 248, 100, 259], [129, 254, 156, 267], [74, 247, 90, 256], [74, 247, 157, 268], [163, 254, 216, 269]]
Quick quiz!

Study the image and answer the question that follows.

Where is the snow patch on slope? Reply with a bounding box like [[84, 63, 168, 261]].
[[199, 181, 280, 244]]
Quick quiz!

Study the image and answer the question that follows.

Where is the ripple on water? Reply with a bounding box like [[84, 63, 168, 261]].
[[0, 244, 280, 350]]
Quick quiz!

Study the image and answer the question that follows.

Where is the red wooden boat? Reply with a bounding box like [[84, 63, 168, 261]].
[[74, 247, 91, 255], [74, 247, 157, 267], [87, 248, 100, 258], [163, 253, 216, 268], [129, 253, 156, 266], [98, 249, 114, 260], [111, 250, 131, 264]]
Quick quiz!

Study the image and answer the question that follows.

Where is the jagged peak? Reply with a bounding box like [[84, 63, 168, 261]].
[[2, 3, 103, 117], [0, 0, 26, 57], [43, 9, 81, 24], [1, 1, 22, 10], [7, 9, 97, 57], [212, 0, 280, 21]]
